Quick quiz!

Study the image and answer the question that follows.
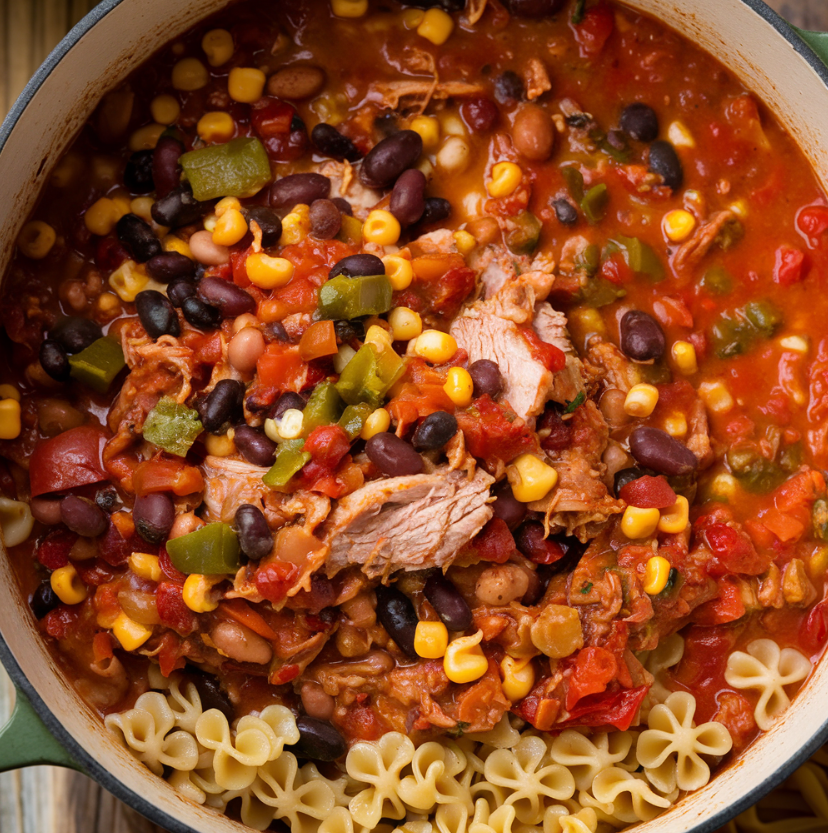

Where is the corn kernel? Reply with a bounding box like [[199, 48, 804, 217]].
[[413, 329, 458, 364], [443, 630, 488, 684], [663, 412, 687, 438], [643, 555, 672, 594], [0, 385, 19, 402], [383, 255, 414, 290], [85, 197, 120, 236], [109, 260, 149, 302], [507, 453, 558, 503], [417, 8, 454, 45], [212, 208, 248, 246], [17, 220, 56, 259], [50, 564, 87, 606], [409, 115, 441, 151], [441, 113, 466, 137], [332, 0, 368, 17], [202, 28, 234, 67], [279, 205, 311, 245], [729, 198, 748, 219], [129, 552, 162, 582], [0, 400, 21, 440], [229, 67, 266, 103], [266, 409, 304, 443], [212, 197, 241, 218], [415, 621, 449, 659], [668, 120, 695, 148], [197, 111, 235, 143], [129, 123, 164, 152], [182, 574, 222, 613], [444, 366, 474, 408], [621, 505, 660, 539], [487, 161, 523, 198], [436, 135, 471, 175], [205, 430, 236, 457], [453, 230, 477, 256], [709, 472, 738, 501], [162, 235, 193, 259], [624, 383, 659, 418], [671, 341, 698, 375], [51, 153, 82, 188], [388, 307, 422, 342], [361, 407, 391, 440], [662, 209, 696, 243], [363, 209, 401, 246], [658, 495, 690, 534], [810, 546, 828, 581], [203, 213, 218, 233], [500, 656, 535, 701], [111, 193, 132, 219], [365, 323, 393, 349], [96, 292, 121, 315], [246, 253, 295, 289], [112, 612, 153, 650], [699, 380, 734, 414], [172, 57, 209, 91], [402, 8, 425, 27], [150, 94, 180, 125], [334, 344, 357, 374], [129, 197, 154, 223], [0, 497, 33, 547]]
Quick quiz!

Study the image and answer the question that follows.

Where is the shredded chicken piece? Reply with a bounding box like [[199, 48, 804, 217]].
[[464, 0, 488, 25], [686, 398, 714, 470], [782, 559, 817, 607], [316, 160, 381, 219], [445, 430, 477, 479], [586, 338, 642, 393], [368, 80, 487, 114], [523, 58, 551, 100], [533, 303, 587, 406], [673, 210, 735, 273]]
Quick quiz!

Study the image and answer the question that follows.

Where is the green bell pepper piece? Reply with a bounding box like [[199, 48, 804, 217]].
[[581, 276, 626, 308], [711, 315, 753, 358], [506, 211, 541, 255], [580, 184, 609, 225], [574, 243, 600, 277], [700, 265, 733, 295], [302, 382, 344, 436], [180, 137, 273, 201], [336, 343, 402, 407], [744, 299, 781, 337], [336, 214, 363, 246], [262, 439, 311, 488], [814, 499, 828, 541], [318, 274, 393, 321], [143, 396, 203, 457], [339, 403, 374, 440], [726, 444, 785, 494], [166, 522, 240, 575], [562, 166, 585, 203], [715, 217, 745, 251], [68, 337, 126, 394], [607, 235, 664, 281]]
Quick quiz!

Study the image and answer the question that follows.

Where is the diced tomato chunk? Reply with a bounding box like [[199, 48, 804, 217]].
[[133, 457, 204, 497], [36, 527, 77, 570], [156, 581, 198, 635], [456, 396, 537, 466], [521, 326, 566, 372], [773, 245, 806, 286], [572, 1, 614, 58], [703, 522, 769, 576], [557, 685, 648, 731], [256, 559, 300, 603], [797, 204, 828, 246], [30, 426, 109, 497], [256, 343, 308, 392], [619, 475, 677, 509], [471, 518, 516, 564], [74, 558, 116, 587], [692, 577, 746, 626], [43, 606, 80, 640], [250, 97, 295, 139], [565, 647, 618, 710]]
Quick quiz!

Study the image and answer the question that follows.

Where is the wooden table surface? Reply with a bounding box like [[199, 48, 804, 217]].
[[1, 0, 827, 831]]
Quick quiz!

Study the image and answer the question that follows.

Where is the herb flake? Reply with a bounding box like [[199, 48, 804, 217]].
[[564, 391, 586, 414]]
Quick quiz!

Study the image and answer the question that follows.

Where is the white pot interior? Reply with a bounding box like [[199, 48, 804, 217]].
[[1, 0, 827, 830]]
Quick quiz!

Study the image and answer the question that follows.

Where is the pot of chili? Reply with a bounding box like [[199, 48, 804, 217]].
[[2, 1, 828, 832]]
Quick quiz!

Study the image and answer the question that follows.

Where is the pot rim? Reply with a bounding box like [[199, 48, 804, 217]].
[[2, 1, 828, 832]]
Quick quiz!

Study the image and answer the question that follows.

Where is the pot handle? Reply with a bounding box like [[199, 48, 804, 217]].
[[795, 28, 828, 68], [0, 684, 82, 772]]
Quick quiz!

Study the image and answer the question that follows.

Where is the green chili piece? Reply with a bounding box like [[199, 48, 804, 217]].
[[712, 315, 753, 359], [780, 442, 803, 472], [318, 274, 393, 320], [581, 276, 626, 308], [580, 184, 609, 225], [302, 382, 344, 435], [180, 137, 272, 201], [336, 344, 386, 407], [68, 337, 126, 394], [262, 439, 311, 488], [744, 299, 782, 337], [715, 217, 745, 251], [609, 235, 664, 281], [814, 499, 828, 541], [571, 0, 586, 23], [658, 568, 681, 597], [339, 403, 374, 439], [726, 444, 785, 493], [562, 166, 585, 203], [506, 211, 542, 255], [575, 244, 600, 277], [336, 214, 363, 246], [700, 265, 733, 295], [143, 397, 203, 457], [166, 522, 240, 575]]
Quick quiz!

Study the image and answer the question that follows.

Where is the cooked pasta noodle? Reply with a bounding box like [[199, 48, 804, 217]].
[[548, 731, 635, 792]]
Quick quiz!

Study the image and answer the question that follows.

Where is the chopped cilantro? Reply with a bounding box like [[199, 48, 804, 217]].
[[580, 582, 593, 594], [447, 721, 471, 738], [564, 391, 586, 414], [571, 0, 586, 24]]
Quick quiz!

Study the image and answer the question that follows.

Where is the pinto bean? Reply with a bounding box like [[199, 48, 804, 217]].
[[267, 66, 326, 100], [599, 388, 630, 429], [169, 511, 204, 540], [475, 563, 530, 605], [309, 199, 342, 239], [37, 398, 85, 437], [188, 230, 230, 266], [30, 496, 63, 526], [300, 682, 335, 721], [228, 327, 266, 373], [210, 621, 273, 665], [512, 104, 555, 162]]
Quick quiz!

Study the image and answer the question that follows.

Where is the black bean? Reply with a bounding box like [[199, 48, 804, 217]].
[[629, 427, 698, 477], [309, 199, 342, 240], [189, 671, 235, 721], [311, 123, 362, 162], [146, 252, 196, 283], [494, 71, 524, 104], [60, 495, 107, 537], [181, 296, 221, 330], [424, 573, 472, 631], [413, 411, 457, 451], [552, 198, 578, 226], [135, 290, 181, 338], [491, 481, 527, 529], [198, 379, 245, 433], [469, 359, 503, 398], [505, 0, 565, 14], [331, 197, 353, 216], [234, 504, 272, 561], [197, 276, 256, 318], [51, 317, 103, 354], [270, 173, 331, 210], [168, 277, 197, 308], [366, 433, 423, 476], [293, 716, 347, 762], [375, 585, 418, 658], [244, 206, 283, 247], [116, 213, 162, 263], [152, 135, 184, 199], [620, 103, 659, 143], [402, 0, 463, 10], [334, 319, 365, 344], [619, 310, 666, 362], [123, 150, 155, 194], [648, 140, 683, 190], [95, 487, 119, 514], [271, 392, 307, 419], [133, 493, 175, 544], [39, 339, 70, 382], [330, 253, 385, 279], [151, 183, 212, 228], [31, 581, 60, 619], [389, 168, 426, 227], [419, 197, 451, 226], [233, 425, 278, 467], [359, 130, 423, 190], [265, 321, 292, 342], [613, 467, 646, 496]]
